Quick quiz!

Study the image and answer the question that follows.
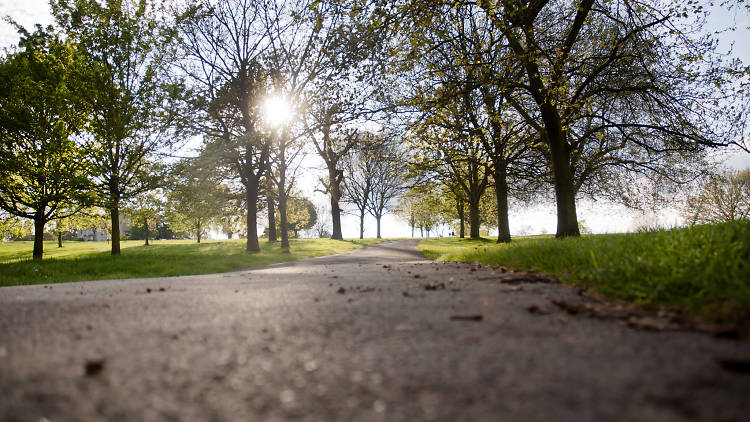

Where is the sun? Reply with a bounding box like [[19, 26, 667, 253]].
[[264, 96, 293, 127]]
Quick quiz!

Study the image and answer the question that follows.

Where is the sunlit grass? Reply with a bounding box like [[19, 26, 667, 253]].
[[0, 238, 385, 286], [419, 221, 750, 328]]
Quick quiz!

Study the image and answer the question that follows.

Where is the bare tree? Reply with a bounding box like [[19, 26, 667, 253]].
[[366, 134, 406, 239]]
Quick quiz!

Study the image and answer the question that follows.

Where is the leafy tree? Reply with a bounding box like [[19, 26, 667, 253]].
[[286, 195, 317, 238], [683, 169, 750, 224], [52, 0, 183, 255], [0, 24, 93, 259], [472, 0, 742, 237], [125, 190, 164, 246], [0, 213, 32, 241], [167, 157, 229, 243], [395, 192, 419, 237]]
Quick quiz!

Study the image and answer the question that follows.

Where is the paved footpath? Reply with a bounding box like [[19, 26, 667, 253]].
[[1, 239, 748, 421]]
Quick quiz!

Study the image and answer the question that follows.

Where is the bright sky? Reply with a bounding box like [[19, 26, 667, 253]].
[[1, 1, 748, 238]]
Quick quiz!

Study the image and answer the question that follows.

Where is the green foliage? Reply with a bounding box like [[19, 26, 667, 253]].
[[52, 0, 182, 253], [166, 157, 230, 242], [419, 221, 750, 328], [0, 23, 94, 258], [285, 196, 317, 237], [125, 190, 165, 244], [0, 214, 32, 240], [0, 237, 385, 286]]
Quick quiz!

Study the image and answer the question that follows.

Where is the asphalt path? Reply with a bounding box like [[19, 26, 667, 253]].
[[1, 239, 748, 421]]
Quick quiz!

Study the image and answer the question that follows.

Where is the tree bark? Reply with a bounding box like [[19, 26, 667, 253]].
[[110, 205, 121, 255], [359, 210, 365, 239], [469, 198, 481, 239], [494, 163, 511, 243], [375, 215, 381, 239], [58, 231, 63, 248], [267, 195, 277, 242], [331, 193, 343, 240], [245, 179, 261, 252], [197, 222, 202, 243], [33, 215, 45, 260], [543, 107, 580, 238], [278, 149, 290, 250], [457, 200, 465, 238]]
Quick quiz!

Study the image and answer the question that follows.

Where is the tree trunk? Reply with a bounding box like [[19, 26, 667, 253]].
[[420, 226, 423, 237], [110, 205, 121, 255], [267, 195, 277, 242], [330, 195, 342, 240], [359, 210, 365, 239], [278, 152, 290, 250], [411, 224, 414, 238], [469, 198, 481, 239], [543, 113, 580, 238], [376, 214, 382, 239], [33, 215, 45, 260], [197, 222, 202, 243], [58, 231, 63, 248], [457, 200, 465, 238], [494, 163, 511, 243], [245, 179, 261, 252]]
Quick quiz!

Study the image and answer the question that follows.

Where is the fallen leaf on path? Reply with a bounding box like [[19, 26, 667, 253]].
[[526, 304, 550, 315], [450, 314, 483, 321], [336, 287, 346, 294], [423, 282, 445, 291], [84, 359, 105, 377]]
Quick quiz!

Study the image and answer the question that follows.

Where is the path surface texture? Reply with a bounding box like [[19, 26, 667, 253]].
[[1, 239, 748, 421]]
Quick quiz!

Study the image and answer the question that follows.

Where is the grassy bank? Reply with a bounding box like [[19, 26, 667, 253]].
[[0, 238, 384, 287], [419, 221, 750, 328]]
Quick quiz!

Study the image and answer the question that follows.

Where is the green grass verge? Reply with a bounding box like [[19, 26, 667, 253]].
[[418, 221, 750, 328], [0, 238, 385, 287]]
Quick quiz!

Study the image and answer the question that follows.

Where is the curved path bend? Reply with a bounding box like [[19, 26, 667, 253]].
[[1, 239, 748, 421]]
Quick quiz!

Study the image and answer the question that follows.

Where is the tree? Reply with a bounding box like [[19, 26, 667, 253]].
[[473, 0, 742, 237], [299, 0, 389, 240], [394, 3, 544, 242], [0, 24, 93, 259], [683, 169, 750, 224], [285, 195, 317, 238], [52, 0, 183, 255], [366, 134, 405, 238], [167, 157, 229, 243], [125, 191, 164, 246], [395, 191, 419, 237], [0, 213, 31, 241], [176, 0, 274, 252], [343, 132, 379, 239]]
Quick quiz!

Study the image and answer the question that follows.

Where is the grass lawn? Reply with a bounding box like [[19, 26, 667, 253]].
[[419, 221, 750, 329], [0, 237, 384, 287]]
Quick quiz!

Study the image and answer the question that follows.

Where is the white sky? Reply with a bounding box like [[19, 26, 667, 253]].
[[2, 1, 748, 238]]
